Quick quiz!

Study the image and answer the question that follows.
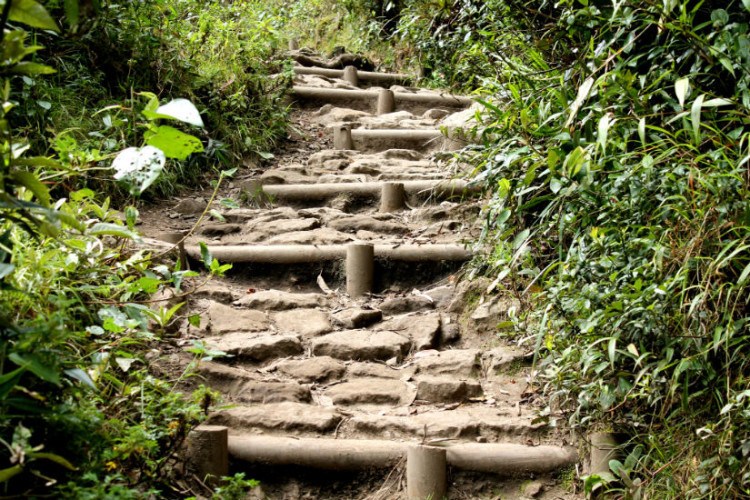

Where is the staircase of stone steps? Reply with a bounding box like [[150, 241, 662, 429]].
[[150, 61, 580, 499]]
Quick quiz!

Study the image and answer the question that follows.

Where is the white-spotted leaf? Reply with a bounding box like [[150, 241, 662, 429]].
[[112, 145, 165, 194]]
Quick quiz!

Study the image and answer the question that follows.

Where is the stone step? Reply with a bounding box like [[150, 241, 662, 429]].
[[208, 403, 550, 443], [292, 86, 473, 114], [293, 65, 411, 86]]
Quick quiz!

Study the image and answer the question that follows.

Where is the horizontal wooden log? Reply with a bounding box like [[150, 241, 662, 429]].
[[185, 244, 472, 264], [228, 436, 578, 475], [261, 179, 479, 200], [294, 66, 411, 85], [292, 86, 472, 110]]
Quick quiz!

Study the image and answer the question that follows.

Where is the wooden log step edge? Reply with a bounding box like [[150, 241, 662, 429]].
[[261, 179, 480, 200], [292, 86, 473, 108], [294, 66, 411, 84], [228, 435, 578, 475], [185, 243, 472, 264]]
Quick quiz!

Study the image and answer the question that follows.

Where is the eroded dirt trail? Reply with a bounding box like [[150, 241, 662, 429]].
[[141, 61, 579, 499]]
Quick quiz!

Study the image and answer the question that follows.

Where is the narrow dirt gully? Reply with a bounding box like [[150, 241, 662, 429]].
[[140, 54, 580, 499]]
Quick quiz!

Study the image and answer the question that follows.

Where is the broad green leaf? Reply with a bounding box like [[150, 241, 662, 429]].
[[744, 0, 750, 13], [64, 368, 96, 390], [144, 125, 203, 160], [8, 0, 59, 32], [627, 344, 639, 357], [691, 94, 705, 145], [0, 367, 24, 399], [8, 352, 60, 386], [208, 209, 225, 222], [112, 146, 165, 194], [12, 62, 55, 76], [565, 76, 594, 127], [89, 222, 137, 239], [702, 98, 733, 108], [638, 117, 646, 147], [199, 242, 212, 268], [675, 77, 689, 107], [9, 170, 50, 207], [0, 263, 14, 280], [563, 146, 587, 179], [64, 0, 79, 25], [550, 177, 562, 194], [512, 229, 530, 250], [608, 337, 617, 367], [148, 98, 204, 127], [597, 115, 610, 153], [188, 314, 201, 328]]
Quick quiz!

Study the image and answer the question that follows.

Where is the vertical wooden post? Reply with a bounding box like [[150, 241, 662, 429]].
[[289, 38, 299, 51], [377, 89, 395, 115], [346, 243, 374, 298], [380, 182, 406, 212], [589, 432, 618, 475], [187, 425, 228, 483], [407, 445, 447, 500], [343, 65, 359, 87], [334, 124, 354, 150]]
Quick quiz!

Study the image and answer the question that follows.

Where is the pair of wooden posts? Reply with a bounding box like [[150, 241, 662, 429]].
[[188, 426, 448, 499]]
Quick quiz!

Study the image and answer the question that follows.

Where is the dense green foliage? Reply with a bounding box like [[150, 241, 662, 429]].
[[3, 0, 749, 496], [391, 0, 750, 497], [30, 0, 291, 199], [0, 0, 293, 497]]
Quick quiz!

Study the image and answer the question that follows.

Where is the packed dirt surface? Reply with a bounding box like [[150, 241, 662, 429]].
[[139, 62, 582, 499]]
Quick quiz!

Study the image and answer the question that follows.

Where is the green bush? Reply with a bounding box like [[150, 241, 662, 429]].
[[400, 0, 750, 497]]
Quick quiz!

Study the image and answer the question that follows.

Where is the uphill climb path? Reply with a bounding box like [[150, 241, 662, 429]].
[[140, 53, 581, 499]]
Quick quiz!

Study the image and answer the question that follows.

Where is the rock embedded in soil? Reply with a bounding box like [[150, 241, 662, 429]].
[[375, 312, 441, 351], [272, 308, 332, 337], [234, 290, 330, 310], [204, 301, 269, 334], [414, 349, 482, 378], [273, 357, 346, 383], [204, 332, 303, 362], [346, 361, 415, 380], [244, 217, 321, 236], [415, 376, 483, 403], [208, 402, 342, 434], [190, 282, 238, 302], [379, 295, 435, 315], [324, 378, 412, 406], [173, 197, 207, 215], [231, 380, 312, 404], [331, 308, 383, 329], [267, 227, 354, 245], [311, 330, 411, 361]]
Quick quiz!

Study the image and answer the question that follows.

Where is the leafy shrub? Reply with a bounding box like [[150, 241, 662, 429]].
[[400, 0, 750, 497]]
